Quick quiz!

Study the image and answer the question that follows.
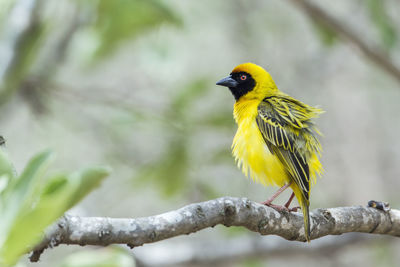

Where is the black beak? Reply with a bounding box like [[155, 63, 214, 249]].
[[216, 76, 238, 87]]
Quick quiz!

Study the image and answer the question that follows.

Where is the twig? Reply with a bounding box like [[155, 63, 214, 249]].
[[289, 0, 400, 84], [30, 197, 400, 262]]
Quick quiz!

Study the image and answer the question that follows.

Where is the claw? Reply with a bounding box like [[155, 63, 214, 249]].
[[288, 206, 301, 212]]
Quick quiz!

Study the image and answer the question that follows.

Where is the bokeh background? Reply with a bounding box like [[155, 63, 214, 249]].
[[1, 0, 400, 266]]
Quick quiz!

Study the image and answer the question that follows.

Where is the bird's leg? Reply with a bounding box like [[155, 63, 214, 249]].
[[261, 182, 292, 209], [284, 192, 295, 208], [284, 192, 300, 212]]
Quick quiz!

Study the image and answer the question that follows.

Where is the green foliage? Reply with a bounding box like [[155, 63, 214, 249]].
[[171, 79, 210, 113], [0, 1, 46, 106], [312, 22, 338, 47], [135, 78, 221, 197], [0, 0, 180, 107], [311, 1, 397, 50], [59, 247, 135, 267], [136, 137, 188, 196], [0, 0, 15, 28], [89, 0, 180, 60], [366, 0, 397, 51], [0, 150, 110, 266]]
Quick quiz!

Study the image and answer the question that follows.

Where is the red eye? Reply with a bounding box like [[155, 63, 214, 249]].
[[240, 75, 247, 81]]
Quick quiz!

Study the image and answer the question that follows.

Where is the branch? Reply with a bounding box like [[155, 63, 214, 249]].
[[30, 197, 400, 262], [289, 0, 400, 84]]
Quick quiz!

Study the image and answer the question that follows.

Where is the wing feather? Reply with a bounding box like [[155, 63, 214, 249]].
[[256, 96, 321, 200]]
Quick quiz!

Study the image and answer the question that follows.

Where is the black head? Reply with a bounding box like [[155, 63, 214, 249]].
[[216, 72, 256, 101]]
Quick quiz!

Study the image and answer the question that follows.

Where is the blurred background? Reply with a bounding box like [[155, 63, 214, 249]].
[[1, 0, 400, 266]]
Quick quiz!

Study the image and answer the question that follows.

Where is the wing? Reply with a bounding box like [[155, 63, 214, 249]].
[[256, 96, 322, 200]]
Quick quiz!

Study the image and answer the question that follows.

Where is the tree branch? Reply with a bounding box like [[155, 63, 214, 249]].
[[289, 0, 400, 84], [30, 197, 400, 262]]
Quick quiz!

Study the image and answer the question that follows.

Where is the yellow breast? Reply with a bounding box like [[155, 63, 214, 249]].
[[232, 98, 289, 187]]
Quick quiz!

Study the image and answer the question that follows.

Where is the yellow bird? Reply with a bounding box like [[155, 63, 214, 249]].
[[216, 63, 323, 241]]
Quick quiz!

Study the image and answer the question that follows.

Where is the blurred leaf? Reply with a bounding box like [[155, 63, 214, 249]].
[[0, 144, 14, 179], [171, 79, 210, 112], [1, 151, 53, 236], [0, 151, 110, 266], [134, 79, 225, 197], [198, 112, 234, 128], [312, 22, 338, 47], [0, 0, 46, 106], [366, 0, 397, 50], [1, 174, 73, 265], [0, 0, 16, 28], [67, 167, 111, 208], [90, 0, 180, 60], [59, 247, 135, 267], [135, 136, 188, 197], [0, 175, 9, 196], [0, 149, 16, 196], [10, 150, 53, 203]]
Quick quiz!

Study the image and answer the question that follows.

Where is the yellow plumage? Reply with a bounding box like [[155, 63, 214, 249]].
[[217, 63, 323, 241], [232, 98, 288, 187]]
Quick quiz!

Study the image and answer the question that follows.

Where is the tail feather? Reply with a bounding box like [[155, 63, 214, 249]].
[[301, 198, 311, 242], [292, 185, 311, 242]]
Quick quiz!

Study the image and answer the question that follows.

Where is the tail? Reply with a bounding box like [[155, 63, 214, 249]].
[[292, 186, 311, 242], [300, 197, 311, 242]]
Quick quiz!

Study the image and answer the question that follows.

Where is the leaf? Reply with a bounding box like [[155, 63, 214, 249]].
[[0, 149, 16, 200], [0, 151, 110, 266], [0, 175, 9, 195], [66, 166, 111, 209], [0, 149, 15, 181], [0, 151, 53, 241], [0, 175, 74, 266], [10, 151, 53, 204]]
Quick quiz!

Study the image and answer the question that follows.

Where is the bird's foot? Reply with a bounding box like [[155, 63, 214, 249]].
[[262, 202, 289, 211], [262, 201, 301, 212]]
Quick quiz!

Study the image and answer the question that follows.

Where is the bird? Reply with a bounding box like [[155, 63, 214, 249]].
[[216, 63, 323, 241]]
